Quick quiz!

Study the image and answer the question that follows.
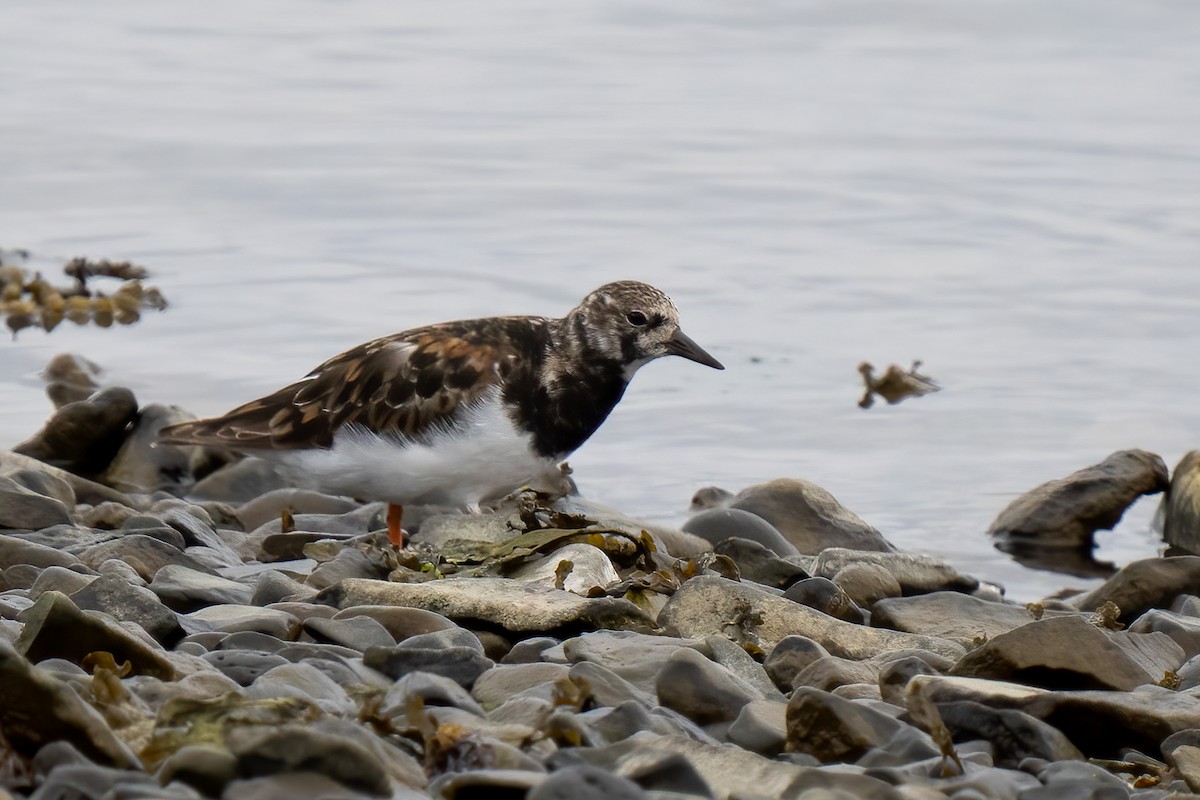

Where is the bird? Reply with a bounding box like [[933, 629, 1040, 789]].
[[857, 360, 940, 409], [159, 281, 724, 546]]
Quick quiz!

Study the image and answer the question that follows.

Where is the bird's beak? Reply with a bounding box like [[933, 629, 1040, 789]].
[[666, 329, 724, 370]]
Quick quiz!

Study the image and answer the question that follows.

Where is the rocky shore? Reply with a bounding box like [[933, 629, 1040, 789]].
[[2, 359, 1200, 799]]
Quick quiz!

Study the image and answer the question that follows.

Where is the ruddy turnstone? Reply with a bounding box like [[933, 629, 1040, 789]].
[[159, 281, 723, 545]]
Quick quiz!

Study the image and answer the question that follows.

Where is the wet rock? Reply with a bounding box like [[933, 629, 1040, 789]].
[[69, 573, 185, 645], [13, 386, 139, 477], [16, 590, 177, 679], [364, 640, 493, 687], [785, 686, 918, 763], [42, 353, 103, 408], [712, 537, 808, 588], [0, 531, 83, 570], [228, 723, 391, 795], [783, 577, 866, 624], [103, 403, 202, 492], [79, 534, 212, 581], [236, 488, 359, 532], [813, 548, 980, 594], [989, 449, 1169, 550], [559, 630, 708, 693], [316, 576, 656, 635], [181, 604, 300, 639], [935, 700, 1083, 768], [331, 604, 458, 642], [303, 615, 395, 651], [656, 648, 760, 725], [187, 456, 290, 504], [0, 638, 140, 767], [658, 575, 965, 661], [472, 663, 571, 708], [872, 593, 1056, 651], [1070, 556, 1200, 625], [201, 650, 290, 686], [528, 764, 646, 800], [248, 662, 355, 716], [764, 635, 831, 691], [950, 614, 1184, 690], [156, 743, 239, 797], [831, 561, 902, 606], [1164, 451, 1200, 554], [683, 508, 799, 557], [730, 478, 896, 554], [794, 655, 882, 692], [149, 564, 254, 609], [0, 450, 131, 506], [0, 475, 72, 529], [508, 542, 621, 594], [1128, 609, 1200, 659]]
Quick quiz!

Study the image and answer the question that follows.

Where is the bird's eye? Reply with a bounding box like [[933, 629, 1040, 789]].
[[626, 310, 648, 326]]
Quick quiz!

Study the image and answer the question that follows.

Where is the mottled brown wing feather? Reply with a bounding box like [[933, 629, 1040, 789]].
[[159, 323, 512, 450]]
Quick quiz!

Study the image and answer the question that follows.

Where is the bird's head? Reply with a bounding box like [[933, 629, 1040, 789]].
[[570, 281, 724, 377]]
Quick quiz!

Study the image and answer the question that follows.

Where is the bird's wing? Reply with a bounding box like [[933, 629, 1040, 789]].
[[159, 321, 532, 450]]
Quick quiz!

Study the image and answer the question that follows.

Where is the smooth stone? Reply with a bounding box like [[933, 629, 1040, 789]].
[[79, 534, 212, 581], [561, 630, 708, 694], [364, 643, 493, 687], [935, 700, 1083, 768], [253, 503, 383, 538], [872, 592, 1045, 648], [989, 449, 1169, 549], [264, 601, 336, 625], [730, 477, 896, 554], [256, 531, 356, 562], [247, 662, 355, 716], [317, 576, 656, 634], [181, 605, 300, 639], [690, 486, 735, 510], [728, 699, 788, 755], [19, 763, 162, 799], [201, 650, 291, 687], [2, 563, 40, 589], [41, 353, 103, 408], [330, 604, 459, 643], [0, 450, 132, 506], [399, 626, 485, 653], [250, 570, 313, 606], [1069, 557, 1200, 625], [69, 573, 184, 645], [658, 575, 965, 661], [949, 614, 1185, 691], [228, 723, 391, 796], [303, 615, 396, 652], [149, 564, 254, 609], [304, 547, 388, 590], [79, 501, 140, 530], [813, 548, 979, 594], [156, 743, 239, 797], [1031, 760, 1135, 798], [783, 577, 866, 624], [831, 562, 902, 607], [217, 631, 289, 653], [187, 456, 290, 504], [503, 636, 560, 664], [236, 488, 359, 533], [704, 634, 784, 700], [712, 537, 808, 589], [102, 403, 202, 493], [1164, 451, 1200, 554], [794, 656, 882, 692], [12, 386, 138, 478], [528, 764, 646, 800], [383, 671, 485, 717], [16, 590, 177, 679], [0, 532, 83, 570], [472, 663, 572, 709], [8, 467, 76, 509], [27, 565, 95, 600], [1129, 608, 1200, 659], [429, 769, 548, 799], [764, 635, 832, 692], [97, 557, 148, 585], [877, 656, 940, 705], [0, 638, 140, 767], [683, 508, 799, 557], [656, 648, 759, 725], [0, 475, 72, 530], [785, 687, 918, 763], [508, 543, 621, 594]]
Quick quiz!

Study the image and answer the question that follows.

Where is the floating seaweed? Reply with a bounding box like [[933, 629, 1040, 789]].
[[0, 249, 168, 339], [858, 359, 941, 409]]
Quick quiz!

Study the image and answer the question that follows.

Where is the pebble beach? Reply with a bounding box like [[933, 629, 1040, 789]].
[[2, 358, 1200, 800]]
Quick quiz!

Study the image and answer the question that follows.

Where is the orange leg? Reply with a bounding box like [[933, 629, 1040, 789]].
[[387, 502, 406, 548]]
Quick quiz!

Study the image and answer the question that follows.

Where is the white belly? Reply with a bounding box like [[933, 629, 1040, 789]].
[[268, 392, 553, 508]]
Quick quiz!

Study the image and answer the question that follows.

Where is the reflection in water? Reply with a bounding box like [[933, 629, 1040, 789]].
[[993, 540, 1117, 581]]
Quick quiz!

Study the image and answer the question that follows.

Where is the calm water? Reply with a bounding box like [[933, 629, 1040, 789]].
[[3, 1, 1199, 600]]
